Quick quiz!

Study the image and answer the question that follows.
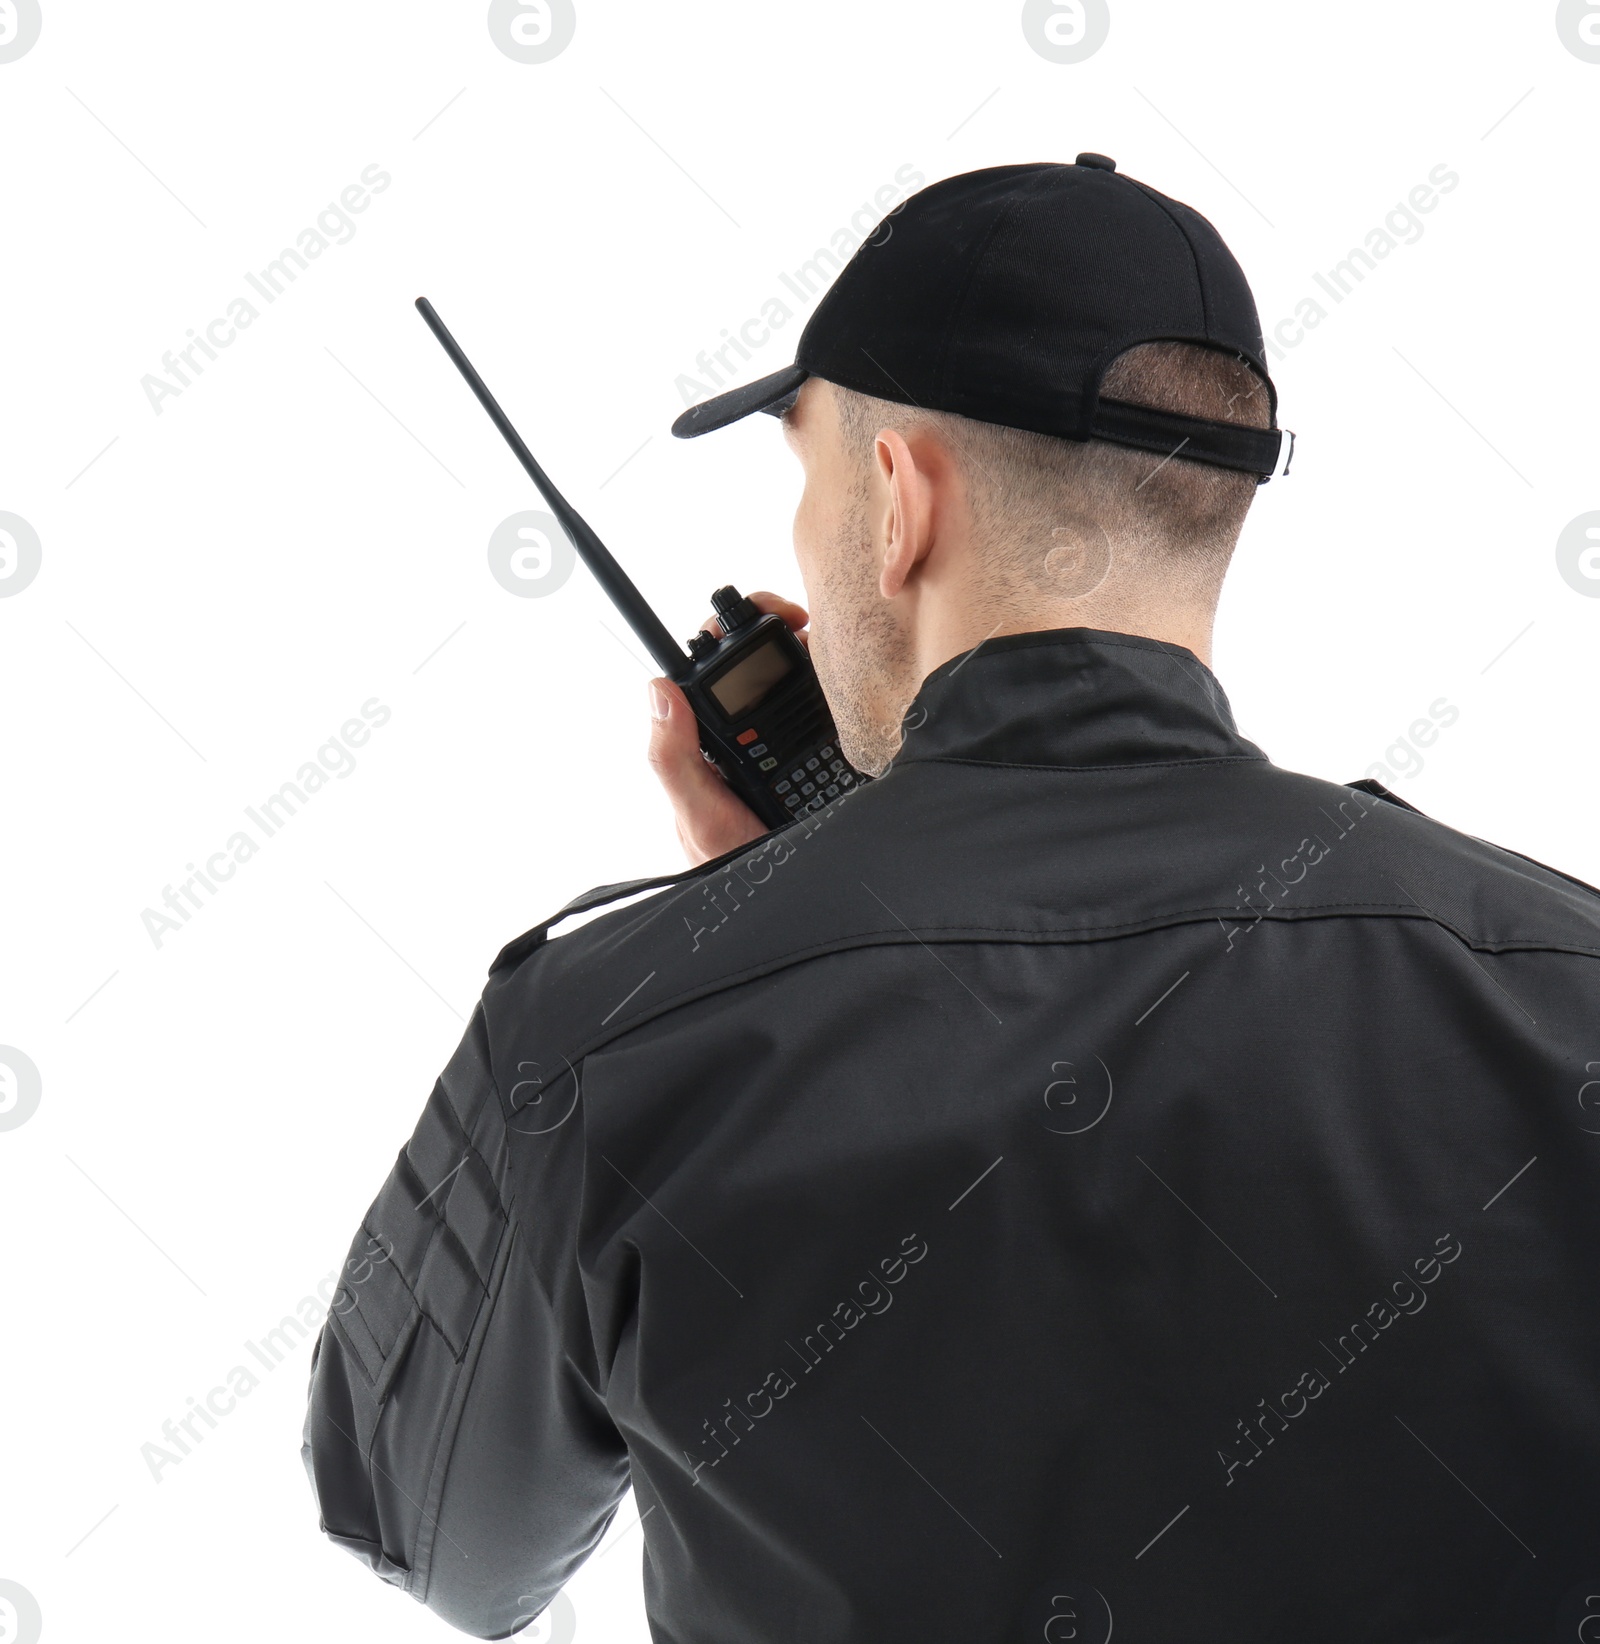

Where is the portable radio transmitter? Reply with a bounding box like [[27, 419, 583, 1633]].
[[415, 298, 867, 832]]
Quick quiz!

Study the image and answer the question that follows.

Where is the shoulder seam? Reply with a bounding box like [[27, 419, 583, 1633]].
[[901, 753, 1268, 773], [519, 905, 1600, 1066]]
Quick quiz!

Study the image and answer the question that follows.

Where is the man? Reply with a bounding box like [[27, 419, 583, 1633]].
[[303, 160, 1600, 1641]]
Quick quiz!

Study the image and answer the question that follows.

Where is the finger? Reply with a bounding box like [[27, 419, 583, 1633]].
[[699, 590, 811, 650], [646, 678, 768, 864], [746, 590, 810, 632]]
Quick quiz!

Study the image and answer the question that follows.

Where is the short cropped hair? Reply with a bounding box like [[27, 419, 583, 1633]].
[[832, 341, 1274, 599]]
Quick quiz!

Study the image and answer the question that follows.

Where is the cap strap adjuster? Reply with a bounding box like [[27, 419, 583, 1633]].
[[1090, 398, 1288, 481]]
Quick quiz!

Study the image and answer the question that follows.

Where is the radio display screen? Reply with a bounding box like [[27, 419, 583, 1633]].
[[709, 639, 793, 718]]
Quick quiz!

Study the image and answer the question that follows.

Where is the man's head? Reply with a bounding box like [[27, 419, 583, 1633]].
[[781, 340, 1274, 774], [673, 158, 1288, 774]]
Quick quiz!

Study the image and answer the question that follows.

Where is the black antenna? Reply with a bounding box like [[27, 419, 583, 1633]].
[[415, 297, 690, 678]]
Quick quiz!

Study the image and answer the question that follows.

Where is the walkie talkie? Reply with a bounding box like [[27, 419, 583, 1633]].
[[415, 297, 866, 831]]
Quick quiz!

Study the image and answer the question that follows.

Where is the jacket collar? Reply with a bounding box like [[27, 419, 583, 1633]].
[[891, 628, 1267, 770]]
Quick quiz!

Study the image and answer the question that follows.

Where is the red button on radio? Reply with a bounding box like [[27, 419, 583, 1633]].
[[736, 729, 759, 745]]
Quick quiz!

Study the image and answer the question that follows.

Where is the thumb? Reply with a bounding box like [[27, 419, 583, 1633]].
[[646, 678, 767, 864]]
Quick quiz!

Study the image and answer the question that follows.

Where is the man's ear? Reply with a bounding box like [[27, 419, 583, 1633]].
[[875, 427, 937, 600]]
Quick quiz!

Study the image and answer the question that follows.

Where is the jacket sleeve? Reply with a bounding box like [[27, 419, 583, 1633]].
[[301, 1000, 631, 1639]]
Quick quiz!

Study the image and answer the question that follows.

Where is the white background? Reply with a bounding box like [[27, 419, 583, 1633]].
[[2, 3, 1597, 1640]]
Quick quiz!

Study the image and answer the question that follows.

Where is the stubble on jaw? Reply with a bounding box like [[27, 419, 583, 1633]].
[[806, 486, 917, 779]]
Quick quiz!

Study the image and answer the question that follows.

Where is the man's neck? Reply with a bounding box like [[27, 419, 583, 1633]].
[[918, 602, 1216, 679]]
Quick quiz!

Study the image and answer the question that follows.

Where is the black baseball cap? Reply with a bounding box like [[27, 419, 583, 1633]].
[[671, 156, 1292, 482]]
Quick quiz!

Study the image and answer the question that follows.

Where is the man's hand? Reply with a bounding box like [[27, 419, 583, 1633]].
[[647, 591, 811, 866]]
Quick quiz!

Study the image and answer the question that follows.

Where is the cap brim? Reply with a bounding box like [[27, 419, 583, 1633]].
[[671, 364, 809, 439]]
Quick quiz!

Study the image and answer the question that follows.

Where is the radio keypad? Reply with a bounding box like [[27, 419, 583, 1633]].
[[734, 691, 858, 826]]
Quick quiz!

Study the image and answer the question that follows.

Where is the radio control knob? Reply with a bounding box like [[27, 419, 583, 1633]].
[[710, 584, 759, 633]]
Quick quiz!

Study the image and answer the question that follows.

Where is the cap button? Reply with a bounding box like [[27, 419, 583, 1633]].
[[1076, 152, 1117, 172]]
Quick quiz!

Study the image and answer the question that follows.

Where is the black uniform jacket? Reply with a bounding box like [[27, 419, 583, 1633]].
[[302, 629, 1600, 1644]]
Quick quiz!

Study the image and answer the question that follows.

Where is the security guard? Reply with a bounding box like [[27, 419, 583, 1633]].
[[303, 160, 1600, 1641]]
